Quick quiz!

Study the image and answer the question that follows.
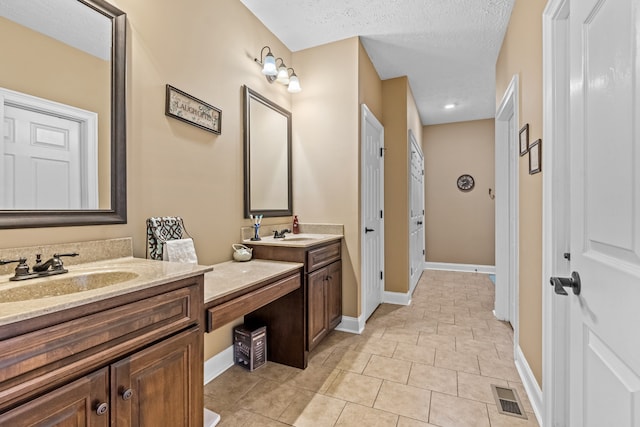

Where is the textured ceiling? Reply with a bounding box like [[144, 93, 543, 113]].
[[240, 0, 514, 125]]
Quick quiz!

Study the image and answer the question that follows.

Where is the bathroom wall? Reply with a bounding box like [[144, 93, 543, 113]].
[[381, 77, 422, 295], [422, 119, 496, 266], [0, 16, 111, 208], [495, 0, 546, 386], [291, 38, 360, 318]]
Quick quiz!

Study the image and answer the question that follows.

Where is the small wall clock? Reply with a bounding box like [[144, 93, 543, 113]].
[[457, 174, 475, 192]]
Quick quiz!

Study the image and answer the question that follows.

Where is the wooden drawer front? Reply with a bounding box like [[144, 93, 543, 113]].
[[307, 242, 341, 272], [207, 273, 301, 332], [0, 285, 200, 386]]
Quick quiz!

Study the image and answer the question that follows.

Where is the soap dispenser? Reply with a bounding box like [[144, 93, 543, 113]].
[[292, 215, 300, 234]]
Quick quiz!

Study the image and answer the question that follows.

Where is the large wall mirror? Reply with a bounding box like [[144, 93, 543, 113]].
[[243, 86, 292, 218], [0, 0, 126, 228]]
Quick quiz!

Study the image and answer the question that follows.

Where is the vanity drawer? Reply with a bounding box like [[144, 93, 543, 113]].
[[0, 283, 201, 408], [306, 241, 341, 272], [207, 272, 301, 332]]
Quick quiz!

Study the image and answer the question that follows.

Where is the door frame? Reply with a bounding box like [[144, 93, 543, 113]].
[[360, 103, 384, 324], [542, 0, 571, 425], [494, 74, 520, 341], [408, 129, 425, 294]]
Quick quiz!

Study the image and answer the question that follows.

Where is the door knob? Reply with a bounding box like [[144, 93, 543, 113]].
[[550, 271, 581, 296], [365, 227, 375, 233]]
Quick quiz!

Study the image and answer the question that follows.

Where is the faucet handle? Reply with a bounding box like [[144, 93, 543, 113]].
[[0, 257, 30, 276], [52, 253, 79, 270]]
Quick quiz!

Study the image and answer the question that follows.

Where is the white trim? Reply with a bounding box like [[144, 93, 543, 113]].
[[515, 345, 544, 426], [542, 1, 571, 427], [382, 290, 411, 306], [203, 345, 234, 385], [494, 75, 520, 325], [335, 315, 365, 334], [425, 262, 495, 274], [0, 86, 99, 209]]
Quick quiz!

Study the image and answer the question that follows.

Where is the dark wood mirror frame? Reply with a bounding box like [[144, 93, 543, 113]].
[[243, 86, 292, 218], [0, 0, 126, 229]]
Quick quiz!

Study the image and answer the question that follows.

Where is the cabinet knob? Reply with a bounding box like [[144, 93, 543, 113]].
[[121, 388, 134, 401], [96, 402, 108, 416]]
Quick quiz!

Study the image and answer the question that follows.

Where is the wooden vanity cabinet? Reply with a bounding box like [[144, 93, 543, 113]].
[[249, 239, 342, 352], [0, 275, 204, 427]]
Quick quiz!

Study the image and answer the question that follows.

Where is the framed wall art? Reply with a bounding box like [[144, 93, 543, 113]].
[[165, 84, 221, 134], [519, 123, 529, 156], [529, 139, 541, 174]]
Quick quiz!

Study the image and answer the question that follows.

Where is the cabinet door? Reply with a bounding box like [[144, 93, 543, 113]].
[[327, 261, 342, 330], [112, 327, 203, 427], [307, 268, 328, 350], [0, 368, 109, 427]]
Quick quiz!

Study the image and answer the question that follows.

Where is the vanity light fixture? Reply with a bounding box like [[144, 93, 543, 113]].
[[254, 46, 302, 93]]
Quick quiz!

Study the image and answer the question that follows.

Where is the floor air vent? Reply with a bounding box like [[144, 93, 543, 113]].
[[491, 385, 528, 419]]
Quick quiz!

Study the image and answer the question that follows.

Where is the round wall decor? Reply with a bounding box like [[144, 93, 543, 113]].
[[457, 174, 475, 192]]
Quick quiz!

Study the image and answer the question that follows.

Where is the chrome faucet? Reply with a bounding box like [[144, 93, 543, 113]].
[[273, 229, 291, 239], [0, 252, 79, 281]]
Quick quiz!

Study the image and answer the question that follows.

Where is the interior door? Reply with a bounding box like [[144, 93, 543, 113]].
[[361, 104, 384, 320], [564, 1, 640, 425], [409, 130, 425, 293], [2, 105, 82, 209]]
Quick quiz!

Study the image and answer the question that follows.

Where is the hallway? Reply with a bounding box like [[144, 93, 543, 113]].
[[204, 270, 539, 426]]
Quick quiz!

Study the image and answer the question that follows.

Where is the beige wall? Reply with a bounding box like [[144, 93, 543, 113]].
[[0, 16, 111, 208], [292, 37, 360, 318], [381, 77, 422, 294], [422, 119, 496, 265], [496, 0, 546, 386]]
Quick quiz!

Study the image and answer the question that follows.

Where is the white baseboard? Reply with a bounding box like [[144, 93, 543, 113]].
[[515, 345, 544, 426], [335, 315, 365, 334], [382, 290, 411, 306], [204, 345, 234, 385], [424, 262, 496, 274]]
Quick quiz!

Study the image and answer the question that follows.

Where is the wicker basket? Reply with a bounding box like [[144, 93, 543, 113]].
[[233, 325, 266, 371]]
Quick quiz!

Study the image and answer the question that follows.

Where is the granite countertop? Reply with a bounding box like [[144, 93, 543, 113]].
[[204, 259, 303, 304], [0, 257, 212, 326], [242, 233, 342, 248]]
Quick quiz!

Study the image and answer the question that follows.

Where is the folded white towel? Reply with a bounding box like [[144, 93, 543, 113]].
[[163, 238, 198, 264]]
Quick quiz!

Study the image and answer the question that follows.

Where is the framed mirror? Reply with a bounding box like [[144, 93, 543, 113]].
[[0, 0, 126, 229], [243, 86, 292, 218]]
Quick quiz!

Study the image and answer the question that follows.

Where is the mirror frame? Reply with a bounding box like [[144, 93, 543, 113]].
[[243, 86, 292, 218], [0, 0, 127, 229]]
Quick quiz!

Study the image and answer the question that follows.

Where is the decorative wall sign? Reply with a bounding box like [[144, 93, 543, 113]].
[[529, 139, 541, 174], [165, 84, 221, 134], [519, 123, 529, 156]]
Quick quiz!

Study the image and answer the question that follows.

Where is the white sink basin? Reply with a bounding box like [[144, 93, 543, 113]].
[[0, 271, 139, 303]]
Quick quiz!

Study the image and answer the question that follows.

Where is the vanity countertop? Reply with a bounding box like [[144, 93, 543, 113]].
[[0, 256, 212, 326], [204, 259, 303, 304], [242, 233, 342, 248]]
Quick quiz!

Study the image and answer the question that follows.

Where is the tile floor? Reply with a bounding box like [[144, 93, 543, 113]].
[[204, 269, 540, 427]]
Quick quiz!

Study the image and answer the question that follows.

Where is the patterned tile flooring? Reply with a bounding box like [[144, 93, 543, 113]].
[[204, 270, 540, 426]]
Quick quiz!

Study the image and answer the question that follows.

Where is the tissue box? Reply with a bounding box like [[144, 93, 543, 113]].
[[233, 325, 266, 371]]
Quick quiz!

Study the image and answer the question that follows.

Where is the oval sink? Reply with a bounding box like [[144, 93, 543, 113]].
[[0, 271, 139, 303], [280, 236, 319, 242]]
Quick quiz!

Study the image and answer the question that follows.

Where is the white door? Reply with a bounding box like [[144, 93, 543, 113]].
[[2, 105, 82, 209], [409, 130, 425, 293], [563, 1, 640, 425], [361, 104, 384, 321]]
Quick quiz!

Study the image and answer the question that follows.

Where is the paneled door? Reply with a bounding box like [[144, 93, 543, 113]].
[[408, 130, 425, 294], [563, 1, 640, 425], [361, 104, 384, 321]]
